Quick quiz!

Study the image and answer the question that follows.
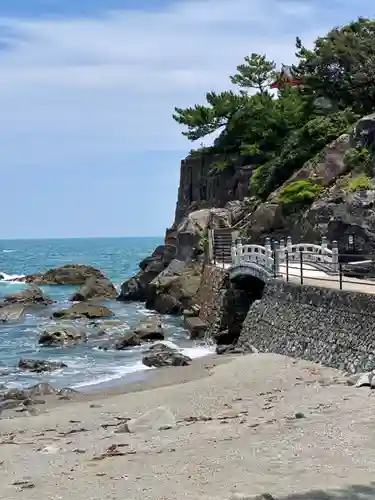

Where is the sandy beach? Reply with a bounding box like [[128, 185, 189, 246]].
[[1, 352, 375, 500]]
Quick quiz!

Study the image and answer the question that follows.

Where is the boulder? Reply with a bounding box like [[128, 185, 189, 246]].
[[114, 331, 142, 350], [70, 276, 117, 301], [125, 406, 177, 433], [18, 358, 67, 373], [26, 382, 59, 397], [0, 304, 26, 322], [118, 245, 177, 302], [4, 286, 53, 306], [133, 317, 164, 341], [184, 316, 207, 339], [38, 324, 87, 346], [146, 293, 182, 315], [53, 302, 114, 320], [142, 343, 191, 367], [20, 264, 108, 285]]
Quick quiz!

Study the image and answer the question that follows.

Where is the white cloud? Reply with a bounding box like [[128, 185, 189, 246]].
[[0, 0, 366, 158]]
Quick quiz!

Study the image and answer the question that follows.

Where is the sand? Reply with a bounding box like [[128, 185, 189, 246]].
[[1, 353, 375, 500]]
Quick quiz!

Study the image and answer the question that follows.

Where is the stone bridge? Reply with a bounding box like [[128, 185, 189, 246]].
[[208, 231, 375, 294]]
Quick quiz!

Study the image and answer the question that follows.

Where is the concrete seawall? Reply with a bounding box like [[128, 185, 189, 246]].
[[238, 280, 375, 374]]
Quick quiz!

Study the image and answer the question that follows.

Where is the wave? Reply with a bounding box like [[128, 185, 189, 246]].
[[161, 340, 216, 359], [71, 360, 152, 389], [0, 271, 25, 282], [2, 249, 16, 253]]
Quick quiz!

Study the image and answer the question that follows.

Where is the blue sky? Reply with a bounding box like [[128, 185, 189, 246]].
[[0, 0, 374, 238]]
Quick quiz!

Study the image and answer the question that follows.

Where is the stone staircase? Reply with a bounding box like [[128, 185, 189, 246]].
[[213, 228, 233, 264]]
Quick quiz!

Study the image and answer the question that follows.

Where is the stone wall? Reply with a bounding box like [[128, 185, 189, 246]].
[[174, 154, 252, 224], [196, 265, 228, 326], [238, 280, 375, 374]]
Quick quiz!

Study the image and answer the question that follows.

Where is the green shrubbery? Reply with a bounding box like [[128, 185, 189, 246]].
[[344, 146, 373, 175], [278, 180, 323, 207], [346, 174, 373, 192]]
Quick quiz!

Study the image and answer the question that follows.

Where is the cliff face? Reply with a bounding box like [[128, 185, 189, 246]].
[[174, 153, 252, 225]]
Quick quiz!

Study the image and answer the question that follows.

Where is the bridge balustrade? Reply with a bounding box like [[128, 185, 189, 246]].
[[230, 236, 339, 275]]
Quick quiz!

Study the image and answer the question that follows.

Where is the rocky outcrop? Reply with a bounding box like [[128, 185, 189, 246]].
[[117, 204, 246, 311], [18, 358, 67, 372], [53, 302, 114, 320], [174, 153, 252, 224], [3, 286, 53, 306], [0, 304, 26, 322], [133, 317, 164, 341], [70, 276, 117, 301], [241, 114, 375, 253], [114, 331, 142, 350], [20, 264, 109, 285], [38, 324, 88, 346], [142, 343, 191, 368]]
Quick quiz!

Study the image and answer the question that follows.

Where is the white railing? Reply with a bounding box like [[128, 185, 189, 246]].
[[231, 241, 274, 273], [231, 236, 339, 275]]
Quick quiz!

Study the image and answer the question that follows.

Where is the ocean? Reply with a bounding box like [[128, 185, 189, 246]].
[[0, 237, 214, 391]]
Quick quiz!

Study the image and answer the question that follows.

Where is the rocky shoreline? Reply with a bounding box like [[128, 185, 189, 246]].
[[0, 261, 213, 418]]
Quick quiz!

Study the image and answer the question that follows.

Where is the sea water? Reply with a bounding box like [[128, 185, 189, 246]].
[[0, 237, 214, 391]]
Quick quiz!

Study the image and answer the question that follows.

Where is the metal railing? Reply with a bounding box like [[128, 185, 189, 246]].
[[279, 250, 375, 292]]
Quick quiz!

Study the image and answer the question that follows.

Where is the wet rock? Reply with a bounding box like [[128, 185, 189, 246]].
[[133, 317, 164, 341], [184, 316, 207, 339], [1, 388, 28, 401], [216, 344, 246, 355], [70, 276, 117, 301], [114, 331, 142, 350], [20, 264, 109, 285], [4, 286, 53, 306], [0, 304, 27, 322], [146, 293, 182, 315], [18, 358, 67, 373], [0, 399, 22, 411], [53, 302, 114, 320], [39, 325, 87, 346], [27, 382, 59, 397], [142, 344, 191, 367], [125, 406, 177, 433]]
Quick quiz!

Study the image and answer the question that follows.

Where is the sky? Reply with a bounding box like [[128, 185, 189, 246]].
[[0, 0, 374, 239]]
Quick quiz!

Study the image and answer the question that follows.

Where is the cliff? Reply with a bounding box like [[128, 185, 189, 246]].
[[174, 153, 252, 225]]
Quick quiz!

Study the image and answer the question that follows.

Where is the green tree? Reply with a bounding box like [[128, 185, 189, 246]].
[[230, 53, 277, 92], [295, 17, 375, 114]]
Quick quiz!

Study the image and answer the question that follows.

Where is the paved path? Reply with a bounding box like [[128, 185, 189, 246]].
[[215, 261, 375, 294]]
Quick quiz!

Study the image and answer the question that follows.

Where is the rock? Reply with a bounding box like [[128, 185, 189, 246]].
[[26, 382, 58, 397], [18, 358, 67, 373], [354, 372, 372, 387], [53, 302, 114, 320], [70, 276, 117, 301], [125, 406, 177, 433], [0, 304, 26, 322], [20, 264, 109, 285], [184, 316, 207, 339], [146, 293, 182, 315], [39, 325, 87, 346], [142, 344, 191, 367], [133, 317, 164, 341], [0, 399, 22, 411], [114, 331, 142, 350], [4, 286, 53, 306], [1, 388, 28, 400]]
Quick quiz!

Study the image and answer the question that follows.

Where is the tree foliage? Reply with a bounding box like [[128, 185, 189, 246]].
[[173, 16, 375, 200]]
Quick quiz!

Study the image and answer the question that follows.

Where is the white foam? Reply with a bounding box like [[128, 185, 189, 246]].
[[71, 360, 152, 389], [2, 249, 16, 253], [155, 340, 216, 359], [0, 271, 25, 282]]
